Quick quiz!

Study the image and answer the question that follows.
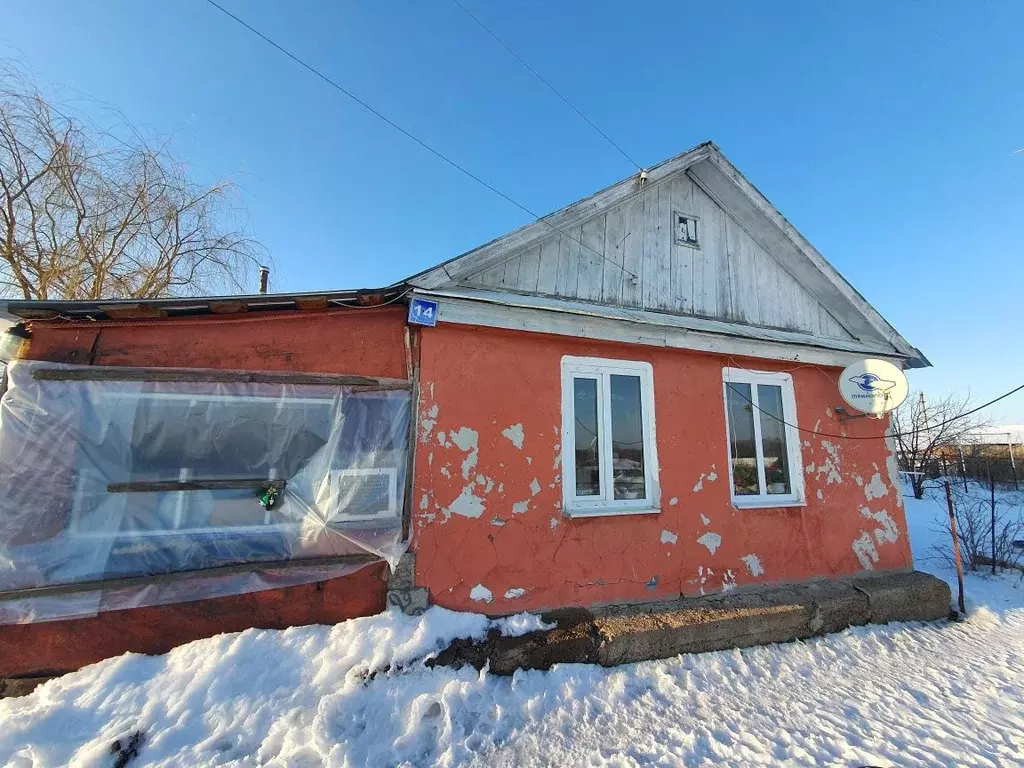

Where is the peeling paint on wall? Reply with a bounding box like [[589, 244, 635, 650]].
[[692, 466, 719, 493], [692, 566, 714, 596], [861, 506, 899, 544], [502, 423, 525, 450], [722, 569, 737, 592], [884, 431, 904, 508], [811, 441, 843, 485], [504, 587, 526, 600], [741, 554, 764, 577], [449, 427, 480, 479], [447, 486, 485, 519], [864, 472, 889, 501], [469, 584, 493, 603], [852, 532, 880, 570], [697, 531, 723, 555], [411, 324, 913, 614], [420, 403, 440, 442]]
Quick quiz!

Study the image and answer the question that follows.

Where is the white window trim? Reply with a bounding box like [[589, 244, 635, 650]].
[[722, 367, 806, 509], [561, 356, 660, 517]]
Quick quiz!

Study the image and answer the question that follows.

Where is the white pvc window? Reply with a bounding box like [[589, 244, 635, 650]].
[[561, 356, 659, 517], [722, 368, 805, 508]]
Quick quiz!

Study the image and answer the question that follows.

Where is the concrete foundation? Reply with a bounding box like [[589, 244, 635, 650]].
[[386, 553, 430, 616], [433, 571, 952, 673], [1, 571, 951, 697]]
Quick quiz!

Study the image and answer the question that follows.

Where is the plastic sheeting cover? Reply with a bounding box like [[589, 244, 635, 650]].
[[0, 361, 412, 624]]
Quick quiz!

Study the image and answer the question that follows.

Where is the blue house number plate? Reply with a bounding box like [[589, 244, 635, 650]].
[[407, 297, 439, 327]]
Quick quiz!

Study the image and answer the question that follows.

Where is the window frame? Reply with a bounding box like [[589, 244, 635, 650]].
[[560, 356, 660, 518], [722, 367, 806, 509], [673, 210, 701, 249]]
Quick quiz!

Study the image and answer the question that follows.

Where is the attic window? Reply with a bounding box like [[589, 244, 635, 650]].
[[674, 212, 700, 249]]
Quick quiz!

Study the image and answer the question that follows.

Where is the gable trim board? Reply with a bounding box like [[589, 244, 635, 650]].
[[405, 142, 927, 369], [414, 288, 911, 370], [405, 143, 716, 290]]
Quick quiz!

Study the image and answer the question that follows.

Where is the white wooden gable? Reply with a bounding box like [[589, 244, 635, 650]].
[[407, 143, 926, 368]]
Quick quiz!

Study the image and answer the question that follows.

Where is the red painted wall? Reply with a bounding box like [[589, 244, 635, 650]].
[[25, 307, 408, 376], [0, 563, 388, 678], [0, 308, 406, 678], [411, 324, 912, 614]]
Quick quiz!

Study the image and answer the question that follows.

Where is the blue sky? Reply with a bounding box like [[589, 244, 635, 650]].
[[3, 1, 1023, 422]]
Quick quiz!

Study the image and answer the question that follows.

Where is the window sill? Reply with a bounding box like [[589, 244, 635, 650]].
[[731, 498, 807, 510], [564, 506, 661, 519]]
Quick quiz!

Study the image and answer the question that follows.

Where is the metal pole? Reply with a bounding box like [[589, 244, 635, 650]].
[[958, 445, 968, 493], [989, 462, 997, 575], [1008, 432, 1019, 491], [945, 481, 966, 615]]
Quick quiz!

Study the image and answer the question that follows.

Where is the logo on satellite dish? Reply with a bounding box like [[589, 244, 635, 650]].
[[848, 373, 897, 394], [838, 359, 909, 417]]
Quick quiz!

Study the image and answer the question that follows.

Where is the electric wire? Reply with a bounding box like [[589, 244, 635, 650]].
[[724, 379, 1024, 442], [202, 0, 639, 280], [201, 1, 1023, 446], [448, 0, 642, 171]]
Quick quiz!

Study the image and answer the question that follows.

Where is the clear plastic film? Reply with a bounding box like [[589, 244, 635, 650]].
[[0, 361, 412, 624]]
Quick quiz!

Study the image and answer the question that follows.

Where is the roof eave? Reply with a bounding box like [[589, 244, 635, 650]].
[[3, 285, 409, 322]]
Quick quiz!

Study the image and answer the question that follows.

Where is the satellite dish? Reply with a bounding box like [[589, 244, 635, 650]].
[[838, 359, 909, 418]]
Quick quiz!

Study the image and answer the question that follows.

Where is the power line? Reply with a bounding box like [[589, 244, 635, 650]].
[[201, 0, 638, 280], [448, 0, 642, 172], [725, 380, 1024, 442]]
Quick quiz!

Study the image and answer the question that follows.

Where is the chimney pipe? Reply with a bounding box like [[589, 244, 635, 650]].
[[258, 266, 270, 294]]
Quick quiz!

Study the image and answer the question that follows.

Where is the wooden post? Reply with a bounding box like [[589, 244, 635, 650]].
[[989, 462, 997, 575], [944, 481, 966, 615], [958, 445, 968, 493]]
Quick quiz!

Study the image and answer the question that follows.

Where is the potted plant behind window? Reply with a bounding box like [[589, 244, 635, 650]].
[[766, 462, 788, 494]]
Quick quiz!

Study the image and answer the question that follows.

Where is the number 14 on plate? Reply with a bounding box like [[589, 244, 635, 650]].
[[407, 298, 439, 327]]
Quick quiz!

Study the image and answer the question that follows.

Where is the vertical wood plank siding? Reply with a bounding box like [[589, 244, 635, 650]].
[[460, 178, 856, 341]]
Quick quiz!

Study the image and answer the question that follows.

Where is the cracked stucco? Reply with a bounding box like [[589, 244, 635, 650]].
[[410, 334, 913, 614]]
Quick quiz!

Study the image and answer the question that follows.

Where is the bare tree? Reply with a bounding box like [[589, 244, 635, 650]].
[[891, 391, 987, 499], [0, 65, 264, 301], [930, 482, 1024, 573]]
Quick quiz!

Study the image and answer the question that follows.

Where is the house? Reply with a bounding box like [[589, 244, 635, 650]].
[[0, 142, 928, 678]]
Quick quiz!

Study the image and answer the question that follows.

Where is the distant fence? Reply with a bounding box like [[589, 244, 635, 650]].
[[898, 450, 1021, 491]]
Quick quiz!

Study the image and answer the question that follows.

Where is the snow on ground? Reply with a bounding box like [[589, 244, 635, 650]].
[[2, 487, 1023, 767]]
